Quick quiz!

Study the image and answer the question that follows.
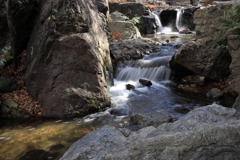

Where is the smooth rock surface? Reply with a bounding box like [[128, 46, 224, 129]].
[[61, 104, 240, 160]]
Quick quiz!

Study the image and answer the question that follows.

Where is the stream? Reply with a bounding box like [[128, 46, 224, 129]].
[[0, 33, 216, 160]]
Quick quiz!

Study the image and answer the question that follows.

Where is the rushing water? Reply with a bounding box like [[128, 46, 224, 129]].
[[0, 33, 213, 160]]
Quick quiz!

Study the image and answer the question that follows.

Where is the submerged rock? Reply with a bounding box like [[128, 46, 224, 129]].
[[126, 84, 135, 90], [60, 104, 240, 160]]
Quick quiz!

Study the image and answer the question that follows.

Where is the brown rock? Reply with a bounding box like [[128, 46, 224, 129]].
[[170, 37, 231, 80], [24, 0, 113, 118]]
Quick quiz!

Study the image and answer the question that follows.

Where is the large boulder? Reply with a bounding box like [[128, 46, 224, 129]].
[[226, 35, 240, 95], [60, 104, 240, 159], [170, 37, 231, 80], [24, 0, 113, 118], [0, 0, 39, 54]]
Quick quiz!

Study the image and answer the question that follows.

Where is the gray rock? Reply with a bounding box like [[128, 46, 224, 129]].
[[110, 11, 123, 21], [232, 95, 240, 112], [227, 35, 240, 95], [0, 77, 17, 93], [206, 88, 224, 99], [61, 104, 240, 160]]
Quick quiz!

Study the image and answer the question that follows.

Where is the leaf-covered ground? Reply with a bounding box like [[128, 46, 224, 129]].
[[0, 51, 42, 117]]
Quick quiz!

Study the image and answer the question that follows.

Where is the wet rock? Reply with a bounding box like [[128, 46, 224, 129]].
[[0, 77, 17, 93], [140, 14, 158, 34], [130, 114, 147, 124], [109, 108, 131, 116], [139, 79, 152, 86], [108, 21, 141, 40], [170, 37, 231, 80], [179, 29, 192, 34], [170, 36, 179, 38], [232, 95, 240, 112], [2, 99, 31, 118], [126, 84, 135, 90], [174, 106, 191, 114], [182, 75, 205, 86], [24, 0, 113, 118], [60, 104, 240, 160], [206, 88, 224, 99]]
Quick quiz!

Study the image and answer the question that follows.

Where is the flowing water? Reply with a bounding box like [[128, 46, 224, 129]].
[[0, 15, 213, 159]]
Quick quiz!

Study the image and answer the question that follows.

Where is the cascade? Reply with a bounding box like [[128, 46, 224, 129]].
[[152, 11, 163, 32], [116, 56, 172, 82], [176, 9, 185, 31]]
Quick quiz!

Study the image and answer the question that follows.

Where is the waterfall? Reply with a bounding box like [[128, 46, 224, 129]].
[[152, 11, 163, 33], [176, 9, 184, 31], [115, 56, 172, 82]]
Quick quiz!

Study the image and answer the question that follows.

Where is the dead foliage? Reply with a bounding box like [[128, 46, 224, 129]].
[[0, 50, 42, 117]]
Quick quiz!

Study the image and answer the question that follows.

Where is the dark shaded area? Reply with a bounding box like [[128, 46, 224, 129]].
[[18, 149, 58, 160], [160, 8, 197, 31]]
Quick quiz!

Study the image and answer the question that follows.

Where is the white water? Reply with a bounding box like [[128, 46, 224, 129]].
[[176, 9, 185, 31], [152, 11, 163, 32]]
